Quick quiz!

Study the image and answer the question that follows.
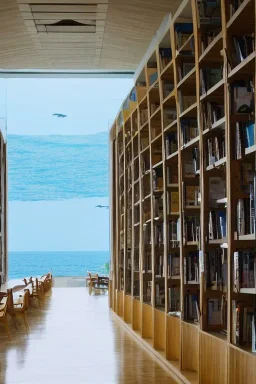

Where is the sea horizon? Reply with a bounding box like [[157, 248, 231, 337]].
[[9, 250, 110, 279]]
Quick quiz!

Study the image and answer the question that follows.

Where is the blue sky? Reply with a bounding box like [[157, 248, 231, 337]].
[[7, 78, 133, 135], [7, 78, 133, 251]]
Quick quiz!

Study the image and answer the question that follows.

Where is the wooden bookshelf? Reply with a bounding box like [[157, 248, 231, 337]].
[[109, 1, 256, 383], [0, 131, 7, 285]]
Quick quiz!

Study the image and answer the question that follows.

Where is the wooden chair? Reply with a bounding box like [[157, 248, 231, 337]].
[[0, 295, 11, 340], [13, 289, 30, 333], [86, 272, 98, 287], [29, 277, 43, 308], [6, 289, 20, 329], [39, 272, 52, 292]]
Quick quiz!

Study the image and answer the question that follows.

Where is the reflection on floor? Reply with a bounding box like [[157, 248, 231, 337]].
[[0, 285, 179, 384]]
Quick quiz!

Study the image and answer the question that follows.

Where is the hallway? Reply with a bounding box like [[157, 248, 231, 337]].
[[0, 287, 179, 384]]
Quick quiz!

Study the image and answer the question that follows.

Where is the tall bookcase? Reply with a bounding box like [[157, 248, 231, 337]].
[[110, 1, 256, 383]]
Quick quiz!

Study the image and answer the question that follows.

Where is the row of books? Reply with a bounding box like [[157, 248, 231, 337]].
[[165, 132, 178, 157], [206, 248, 227, 291], [143, 251, 152, 273], [174, 23, 194, 51], [184, 184, 200, 207], [198, 0, 221, 25], [184, 215, 200, 243], [208, 297, 227, 328], [232, 80, 254, 114], [209, 210, 227, 240], [232, 300, 256, 352], [155, 254, 164, 278], [168, 287, 180, 313], [177, 62, 194, 82], [200, 28, 221, 54], [230, 34, 254, 69], [163, 108, 177, 127], [235, 121, 255, 159], [159, 48, 172, 73], [202, 102, 224, 130], [169, 219, 181, 248], [229, 0, 247, 18], [184, 292, 199, 322], [178, 93, 196, 113], [143, 254, 180, 279], [163, 82, 174, 99], [237, 195, 255, 236], [183, 147, 200, 176], [167, 253, 180, 278], [206, 132, 226, 166], [155, 282, 165, 306], [198, 1, 221, 53], [155, 224, 164, 246], [180, 118, 198, 145], [208, 176, 226, 206], [153, 168, 163, 191], [144, 281, 152, 304], [200, 67, 223, 95], [234, 250, 256, 291], [154, 195, 163, 219], [167, 191, 179, 214], [184, 251, 199, 284]]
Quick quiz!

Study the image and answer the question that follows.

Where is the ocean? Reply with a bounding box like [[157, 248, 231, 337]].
[[8, 251, 110, 279], [8, 133, 110, 279]]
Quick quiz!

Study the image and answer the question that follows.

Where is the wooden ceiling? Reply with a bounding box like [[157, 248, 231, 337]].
[[0, 0, 181, 70]]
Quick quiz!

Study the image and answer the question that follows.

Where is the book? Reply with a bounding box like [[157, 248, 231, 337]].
[[232, 80, 254, 113], [185, 185, 200, 206], [200, 67, 223, 95], [174, 23, 194, 50], [208, 298, 222, 326], [180, 119, 198, 145], [159, 48, 172, 72]]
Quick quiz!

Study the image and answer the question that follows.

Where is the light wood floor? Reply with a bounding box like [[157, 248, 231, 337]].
[[0, 287, 179, 384]]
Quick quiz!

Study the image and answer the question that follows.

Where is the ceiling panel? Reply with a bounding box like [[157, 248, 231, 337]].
[[0, 0, 181, 70]]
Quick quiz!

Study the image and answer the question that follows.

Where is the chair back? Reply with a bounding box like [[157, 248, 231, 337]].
[[0, 295, 8, 315], [7, 289, 14, 311], [23, 289, 30, 310]]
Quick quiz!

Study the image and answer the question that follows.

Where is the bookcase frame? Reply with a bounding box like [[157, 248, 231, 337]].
[[109, 1, 256, 383]]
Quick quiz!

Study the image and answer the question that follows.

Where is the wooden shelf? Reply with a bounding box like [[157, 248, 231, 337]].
[[164, 119, 177, 133], [203, 117, 226, 136], [228, 51, 256, 79], [199, 31, 223, 63], [177, 67, 196, 89], [237, 234, 256, 241], [181, 136, 199, 150], [227, 0, 255, 31], [152, 160, 163, 169], [239, 287, 256, 294], [110, 1, 256, 383], [177, 33, 194, 56], [160, 59, 174, 77], [200, 79, 224, 101], [180, 102, 197, 118], [166, 151, 178, 162], [206, 157, 226, 171]]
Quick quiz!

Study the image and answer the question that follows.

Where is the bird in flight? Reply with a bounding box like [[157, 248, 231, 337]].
[[95, 205, 109, 209], [53, 113, 67, 118]]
